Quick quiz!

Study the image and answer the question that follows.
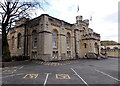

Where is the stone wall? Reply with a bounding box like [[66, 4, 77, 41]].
[[101, 49, 120, 57], [7, 26, 25, 56]]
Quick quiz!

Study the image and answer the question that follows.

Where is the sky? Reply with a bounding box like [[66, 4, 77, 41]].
[[32, 0, 119, 42], [0, 0, 119, 42]]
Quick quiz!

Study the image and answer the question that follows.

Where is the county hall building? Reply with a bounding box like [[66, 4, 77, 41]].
[[7, 14, 101, 61]]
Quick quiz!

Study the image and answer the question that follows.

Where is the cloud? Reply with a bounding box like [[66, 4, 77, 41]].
[[102, 35, 118, 42], [43, 0, 119, 42], [0, 0, 118, 42], [104, 12, 118, 23], [1, 0, 115, 42]]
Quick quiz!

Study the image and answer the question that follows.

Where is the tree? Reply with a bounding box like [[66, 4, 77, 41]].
[[0, 0, 47, 60]]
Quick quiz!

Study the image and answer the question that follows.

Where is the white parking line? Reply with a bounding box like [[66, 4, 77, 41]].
[[19, 66, 24, 69], [2, 72, 14, 74], [95, 69, 120, 82], [71, 68, 89, 86], [43, 73, 51, 86], [2, 73, 24, 78]]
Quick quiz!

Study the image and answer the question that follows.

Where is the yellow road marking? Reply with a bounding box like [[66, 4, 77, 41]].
[[23, 74, 38, 79], [56, 74, 71, 79], [3, 69, 16, 72], [4, 67, 9, 69], [12, 67, 17, 68]]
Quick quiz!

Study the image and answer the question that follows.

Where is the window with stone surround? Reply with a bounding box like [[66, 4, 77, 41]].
[[84, 43, 87, 48], [32, 30, 37, 48], [67, 51, 71, 57], [114, 47, 118, 50], [52, 29, 58, 48], [106, 47, 110, 50], [12, 36, 14, 49], [66, 32, 70, 48], [17, 33, 22, 49]]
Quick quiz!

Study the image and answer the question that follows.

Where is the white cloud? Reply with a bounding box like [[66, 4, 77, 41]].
[[0, 0, 118, 42], [33, 0, 119, 42]]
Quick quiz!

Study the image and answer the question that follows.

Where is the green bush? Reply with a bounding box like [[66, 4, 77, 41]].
[[2, 55, 30, 62], [2, 56, 12, 62], [12, 55, 30, 61]]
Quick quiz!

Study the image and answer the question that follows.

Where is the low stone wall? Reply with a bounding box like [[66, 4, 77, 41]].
[[1, 60, 31, 67], [101, 49, 120, 57]]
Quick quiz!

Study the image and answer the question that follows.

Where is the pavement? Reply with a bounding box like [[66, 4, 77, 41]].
[[1, 58, 120, 86]]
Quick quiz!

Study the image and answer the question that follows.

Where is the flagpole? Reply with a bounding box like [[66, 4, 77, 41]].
[[90, 16, 93, 29], [89, 16, 93, 52], [77, 5, 79, 16]]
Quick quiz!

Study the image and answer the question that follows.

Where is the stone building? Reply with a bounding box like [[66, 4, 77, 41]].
[[7, 14, 101, 61], [0, 26, 1, 60], [101, 44, 120, 57]]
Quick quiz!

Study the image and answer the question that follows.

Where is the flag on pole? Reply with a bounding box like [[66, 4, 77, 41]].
[[90, 16, 92, 21], [77, 5, 79, 13]]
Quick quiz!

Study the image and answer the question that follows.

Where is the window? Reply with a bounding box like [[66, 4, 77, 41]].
[[52, 51, 58, 58], [32, 30, 37, 48], [66, 33, 70, 48], [32, 52, 37, 59], [17, 33, 22, 49], [95, 43, 98, 48], [106, 47, 110, 50], [52, 29, 58, 48], [67, 51, 71, 57], [84, 43, 87, 48], [101, 48, 104, 50], [12, 36, 14, 49], [114, 47, 118, 50]]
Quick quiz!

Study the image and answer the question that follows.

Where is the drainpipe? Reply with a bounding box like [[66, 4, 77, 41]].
[[26, 26, 28, 56], [74, 29, 78, 59], [23, 24, 26, 57], [97, 45, 99, 56]]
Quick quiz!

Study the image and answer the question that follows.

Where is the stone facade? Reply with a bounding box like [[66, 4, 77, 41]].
[[0, 34, 2, 61], [101, 45, 120, 57], [7, 14, 101, 61]]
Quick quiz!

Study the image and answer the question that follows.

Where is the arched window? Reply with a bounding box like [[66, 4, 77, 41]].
[[17, 33, 22, 49], [66, 32, 70, 48], [52, 29, 58, 48], [84, 43, 87, 48], [106, 47, 110, 50], [95, 43, 98, 48], [114, 47, 118, 50], [101, 48, 104, 50], [32, 30, 37, 48], [12, 36, 14, 49]]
